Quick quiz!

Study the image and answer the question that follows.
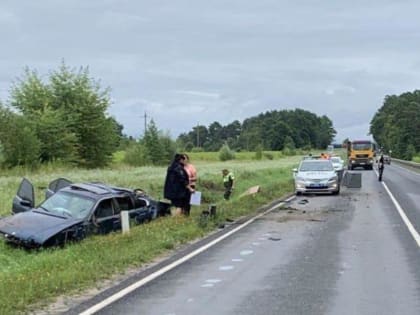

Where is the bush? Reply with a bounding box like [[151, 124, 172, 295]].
[[263, 152, 274, 160], [282, 147, 296, 156], [219, 144, 236, 161], [123, 143, 148, 166], [255, 145, 263, 160], [405, 144, 416, 161]]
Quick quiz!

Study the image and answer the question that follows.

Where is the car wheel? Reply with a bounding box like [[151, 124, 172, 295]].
[[296, 191, 302, 196]]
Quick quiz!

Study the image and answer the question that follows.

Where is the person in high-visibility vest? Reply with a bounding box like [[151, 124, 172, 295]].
[[222, 169, 235, 200]]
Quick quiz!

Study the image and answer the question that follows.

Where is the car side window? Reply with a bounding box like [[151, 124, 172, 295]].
[[115, 196, 133, 213], [95, 199, 114, 218]]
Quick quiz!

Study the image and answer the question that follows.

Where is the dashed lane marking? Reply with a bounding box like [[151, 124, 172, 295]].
[[78, 197, 294, 315], [219, 265, 234, 271]]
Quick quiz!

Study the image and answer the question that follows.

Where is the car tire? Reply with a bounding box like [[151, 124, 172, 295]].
[[296, 191, 302, 196]]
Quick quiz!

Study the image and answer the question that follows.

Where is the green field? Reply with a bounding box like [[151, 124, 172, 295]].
[[0, 153, 301, 314]]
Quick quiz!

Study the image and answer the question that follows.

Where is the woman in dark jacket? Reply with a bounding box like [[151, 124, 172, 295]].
[[164, 154, 194, 215]]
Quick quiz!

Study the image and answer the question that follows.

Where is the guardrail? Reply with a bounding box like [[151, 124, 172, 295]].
[[392, 158, 420, 169]]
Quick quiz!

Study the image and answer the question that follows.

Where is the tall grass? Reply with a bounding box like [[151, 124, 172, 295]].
[[0, 155, 300, 314]]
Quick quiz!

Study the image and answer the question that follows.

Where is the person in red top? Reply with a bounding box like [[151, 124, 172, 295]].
[[183, 154, 197, 189]]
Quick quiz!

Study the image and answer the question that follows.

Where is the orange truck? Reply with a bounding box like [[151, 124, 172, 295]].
[[346, 140, 376, 170]]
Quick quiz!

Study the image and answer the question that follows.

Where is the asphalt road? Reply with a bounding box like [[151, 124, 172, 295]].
[[71, 164, 420, 315]]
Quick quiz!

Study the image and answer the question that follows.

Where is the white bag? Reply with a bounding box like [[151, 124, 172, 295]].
[[190, 191, 202, 205]]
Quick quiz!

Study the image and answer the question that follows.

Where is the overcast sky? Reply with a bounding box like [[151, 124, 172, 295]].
[[1, 0, 420, 142]]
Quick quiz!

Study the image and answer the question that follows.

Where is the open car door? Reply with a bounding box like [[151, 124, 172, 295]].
[[12, 178, 35, 214], [46, 178, 72, 199]]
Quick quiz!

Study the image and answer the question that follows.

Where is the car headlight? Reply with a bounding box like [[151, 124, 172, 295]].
[[328, 176, 338, 182]]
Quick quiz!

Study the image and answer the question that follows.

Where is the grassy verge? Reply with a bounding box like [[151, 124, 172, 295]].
[[413, 155, 420, 163], [0, 156, 299, 314]]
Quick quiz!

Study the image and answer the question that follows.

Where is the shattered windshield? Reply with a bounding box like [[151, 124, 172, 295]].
[[40, 191, 95, 219]]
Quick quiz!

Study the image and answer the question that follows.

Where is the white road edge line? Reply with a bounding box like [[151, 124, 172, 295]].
[[79, 196, 295, 315], [382, 181, 420, 247], [374, 169, 420, 247]]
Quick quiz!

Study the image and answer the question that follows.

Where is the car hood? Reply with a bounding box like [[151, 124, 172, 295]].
[[0, 210, 84, 245], [296, 171, 336, 180]]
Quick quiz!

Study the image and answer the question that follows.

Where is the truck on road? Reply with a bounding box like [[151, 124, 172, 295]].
[[346, 140, 376, 170]]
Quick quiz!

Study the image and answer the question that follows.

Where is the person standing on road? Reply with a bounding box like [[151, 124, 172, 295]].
[[164, 154, 194, 216], [378, 154, 385, 181], [222, 169, 235, 200]]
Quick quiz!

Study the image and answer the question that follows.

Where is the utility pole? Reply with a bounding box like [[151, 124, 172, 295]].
[[143, 111, 148, 135], [196, 122, 200, 147]]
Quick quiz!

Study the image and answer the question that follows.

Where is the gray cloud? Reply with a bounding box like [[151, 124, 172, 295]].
[[1, 0, 420, 141]]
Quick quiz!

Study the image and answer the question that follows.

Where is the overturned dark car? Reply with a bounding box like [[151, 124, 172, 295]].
[[0, 178, 170, 249]]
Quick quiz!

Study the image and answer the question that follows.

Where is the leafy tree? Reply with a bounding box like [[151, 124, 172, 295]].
[[33, 108, 78, 163], [405, 144, 416, 161], [158, 131, 177, 164], [10, 68, 52, 115], [283, 135, 296, 156], [370, 91, 420, 159], [142, 120, 164, 165], [141, 120, 177, 165], [255, 144, 263, 160], [318, 115, 336, 149], [123, 142, 148, 166], [219, 144, 236, 161], [50, 64, 117, 167], [0, 107, 41, 167], [207, 121, 224, 151], [8, 62, 119, 168], [177, 124, 209, 151]]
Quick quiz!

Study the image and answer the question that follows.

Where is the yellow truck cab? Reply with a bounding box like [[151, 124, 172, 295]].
[[346, 140, 376, 170]]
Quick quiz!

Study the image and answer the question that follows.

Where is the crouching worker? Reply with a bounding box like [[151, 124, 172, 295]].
[[164, 154, 194, 216], [222, 169, 235, 200]]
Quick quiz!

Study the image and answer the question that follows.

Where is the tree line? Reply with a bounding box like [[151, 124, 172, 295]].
[[177, 109, 336, 152], [370, 90, 420, 160], [0, 63, 337, 169]]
